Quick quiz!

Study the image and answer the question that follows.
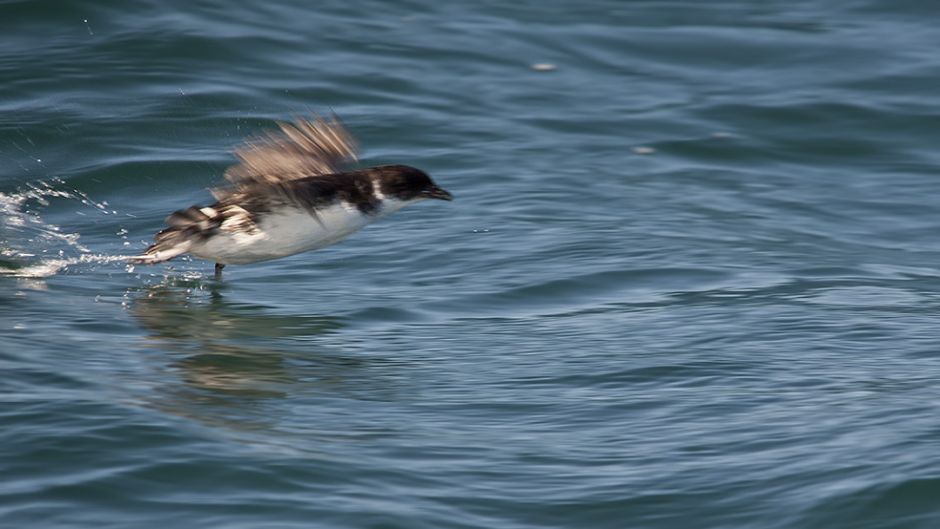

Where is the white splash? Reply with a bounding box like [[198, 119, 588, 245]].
[[1, 253, 130, 279], [0, 180, 129, 278]]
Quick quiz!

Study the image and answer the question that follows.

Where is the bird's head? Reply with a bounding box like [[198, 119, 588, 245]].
[[373, 165, 453, 202]]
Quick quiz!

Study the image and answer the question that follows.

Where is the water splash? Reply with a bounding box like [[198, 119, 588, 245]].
[[2, 253, 131, 279], [0, 180, 129, 278]]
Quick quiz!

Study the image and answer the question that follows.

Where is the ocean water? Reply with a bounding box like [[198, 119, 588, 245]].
[[3, 0, 940, 527]]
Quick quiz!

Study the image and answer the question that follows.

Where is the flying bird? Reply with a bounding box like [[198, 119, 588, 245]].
[[130, 115, 452, 277]]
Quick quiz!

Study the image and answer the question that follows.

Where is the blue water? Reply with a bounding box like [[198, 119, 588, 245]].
[[3, 1, 940, 527]]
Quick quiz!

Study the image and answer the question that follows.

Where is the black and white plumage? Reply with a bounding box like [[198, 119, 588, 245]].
[[130, 115, 452, 276]]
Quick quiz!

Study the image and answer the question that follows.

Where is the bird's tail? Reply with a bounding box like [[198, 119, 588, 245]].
[[128, 206, 216, 265]]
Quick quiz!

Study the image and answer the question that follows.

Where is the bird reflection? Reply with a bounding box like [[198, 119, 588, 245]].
[[125, 277, 376, 433]]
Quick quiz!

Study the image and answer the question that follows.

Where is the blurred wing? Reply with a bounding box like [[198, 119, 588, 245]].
[[213, 114, 358, 199]]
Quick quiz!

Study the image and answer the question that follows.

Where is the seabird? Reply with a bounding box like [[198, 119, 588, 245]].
[[130, 115, 452, 277]]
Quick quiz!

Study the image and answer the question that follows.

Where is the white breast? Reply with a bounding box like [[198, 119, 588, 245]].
[[191, 202, 374, 264]]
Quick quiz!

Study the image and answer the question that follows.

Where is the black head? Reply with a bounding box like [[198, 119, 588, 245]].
[[372, 164, 453, 202]]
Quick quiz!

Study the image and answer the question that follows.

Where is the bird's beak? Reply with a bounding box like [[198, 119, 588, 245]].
[[425, 186, 453, 201]]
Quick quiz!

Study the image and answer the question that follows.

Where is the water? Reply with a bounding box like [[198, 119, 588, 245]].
[[3, 1, 940, 527]]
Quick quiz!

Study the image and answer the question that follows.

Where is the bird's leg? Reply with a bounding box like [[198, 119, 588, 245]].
[[214, 262, 225, 279]]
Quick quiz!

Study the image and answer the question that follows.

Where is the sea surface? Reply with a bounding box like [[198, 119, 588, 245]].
[[3, 1, 940, 527]]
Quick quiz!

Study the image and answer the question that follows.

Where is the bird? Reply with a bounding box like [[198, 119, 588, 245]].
[[130, 114, 452, 278]]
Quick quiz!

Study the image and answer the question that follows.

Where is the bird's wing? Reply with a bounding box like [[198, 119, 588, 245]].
[[212, 114, 358, 200]]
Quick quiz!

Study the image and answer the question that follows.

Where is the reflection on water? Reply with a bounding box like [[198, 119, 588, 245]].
[[125, 278, 389, 435], [129, 278, 343, 346]]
